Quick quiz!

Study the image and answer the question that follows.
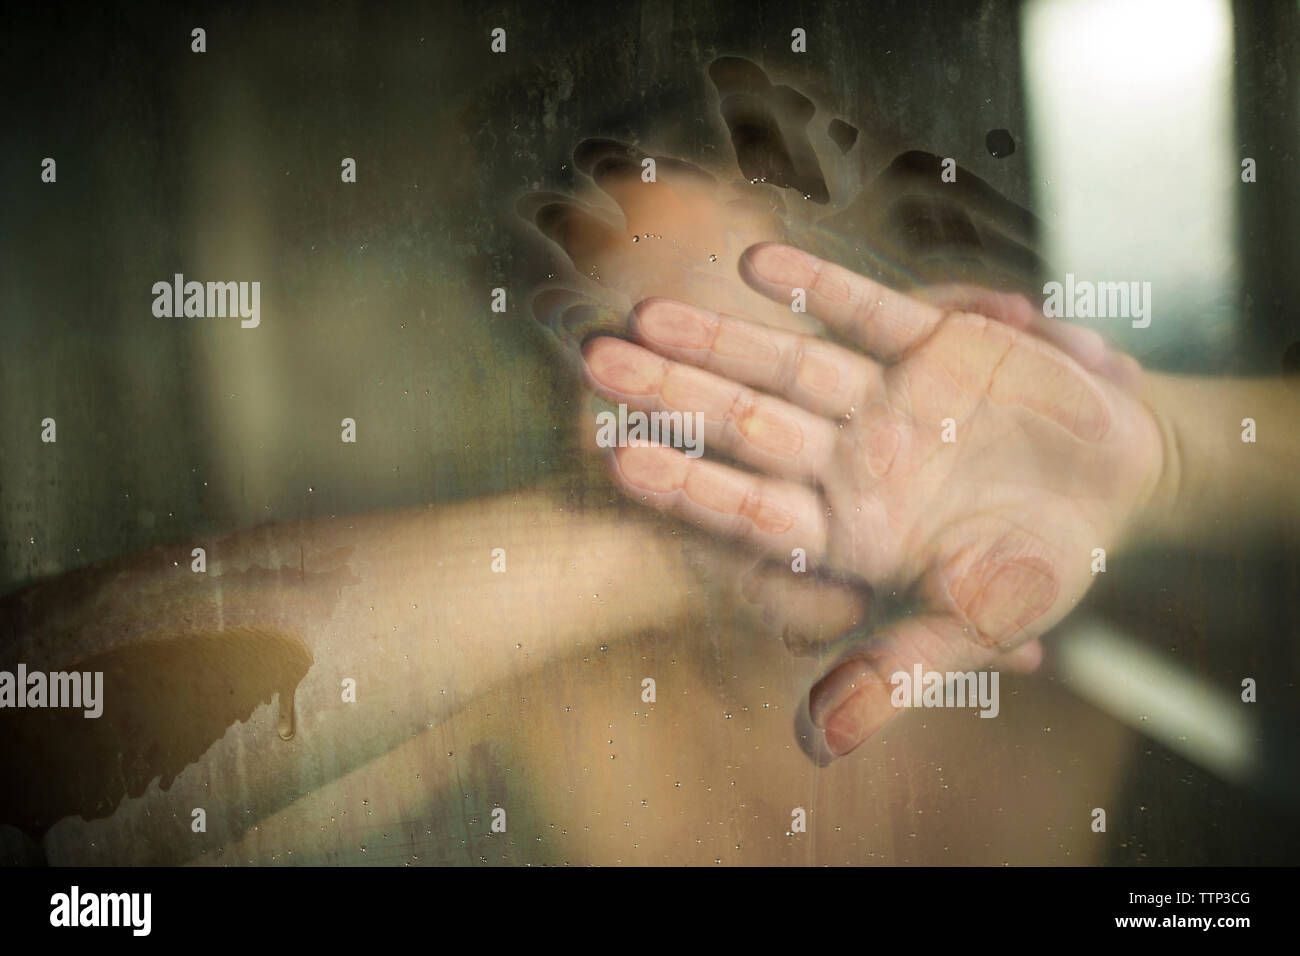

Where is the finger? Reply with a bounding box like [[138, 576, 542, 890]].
[[582, 336, 839, 481], [1007, 314, 1143, 390], [997, 638, 1044, 674], [922, 524, 1064, 650], [741, 242, 948, 360], [809, 612, 998, 756], [1012, 315, 1144, 390], [629, 297, 884, 419], [915, 283, 1040, 330], [918, 283, 1144, 390], [739, 561, 869, 653], [913, 282, 1107, 372], [608, 443, 828, 559], [1019, 315, 1107, 371], [1094, 348, 1144, 391]]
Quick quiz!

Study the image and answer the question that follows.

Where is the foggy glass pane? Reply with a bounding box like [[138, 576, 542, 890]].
[[1, 0, 1297, 880]]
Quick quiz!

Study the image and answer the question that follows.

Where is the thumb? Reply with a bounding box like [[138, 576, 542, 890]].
[[808, 612, 1002, 757]]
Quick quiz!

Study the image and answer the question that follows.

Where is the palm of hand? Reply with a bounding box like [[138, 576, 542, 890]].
[[823, 309, 1161, 650]]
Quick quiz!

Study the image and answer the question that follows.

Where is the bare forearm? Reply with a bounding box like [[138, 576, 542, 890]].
[[1138, 373, 1300, 550], [2, 489, 709, 862]]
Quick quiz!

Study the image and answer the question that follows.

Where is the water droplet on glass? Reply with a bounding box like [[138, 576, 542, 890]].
[[274, 682, 299, 740]]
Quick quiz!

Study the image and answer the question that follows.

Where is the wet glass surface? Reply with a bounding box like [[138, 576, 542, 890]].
[[1, 0, 1298, 866]]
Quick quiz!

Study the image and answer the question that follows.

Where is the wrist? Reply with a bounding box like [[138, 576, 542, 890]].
[[1128, 372, 1185, 550]]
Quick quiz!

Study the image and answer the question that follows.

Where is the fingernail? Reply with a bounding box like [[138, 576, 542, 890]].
[[822, 686, 884, 755], [583, 339, 658, 394], [746, 243, 810, 285], [616, 446, 679, 492], [810, 658, 895, 755], [737, 405, 804, 458], [794, 695, 838, 767], [636, 300, 715, 350], [809, 657, 873, 728], [747, 497, 795, 535]]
